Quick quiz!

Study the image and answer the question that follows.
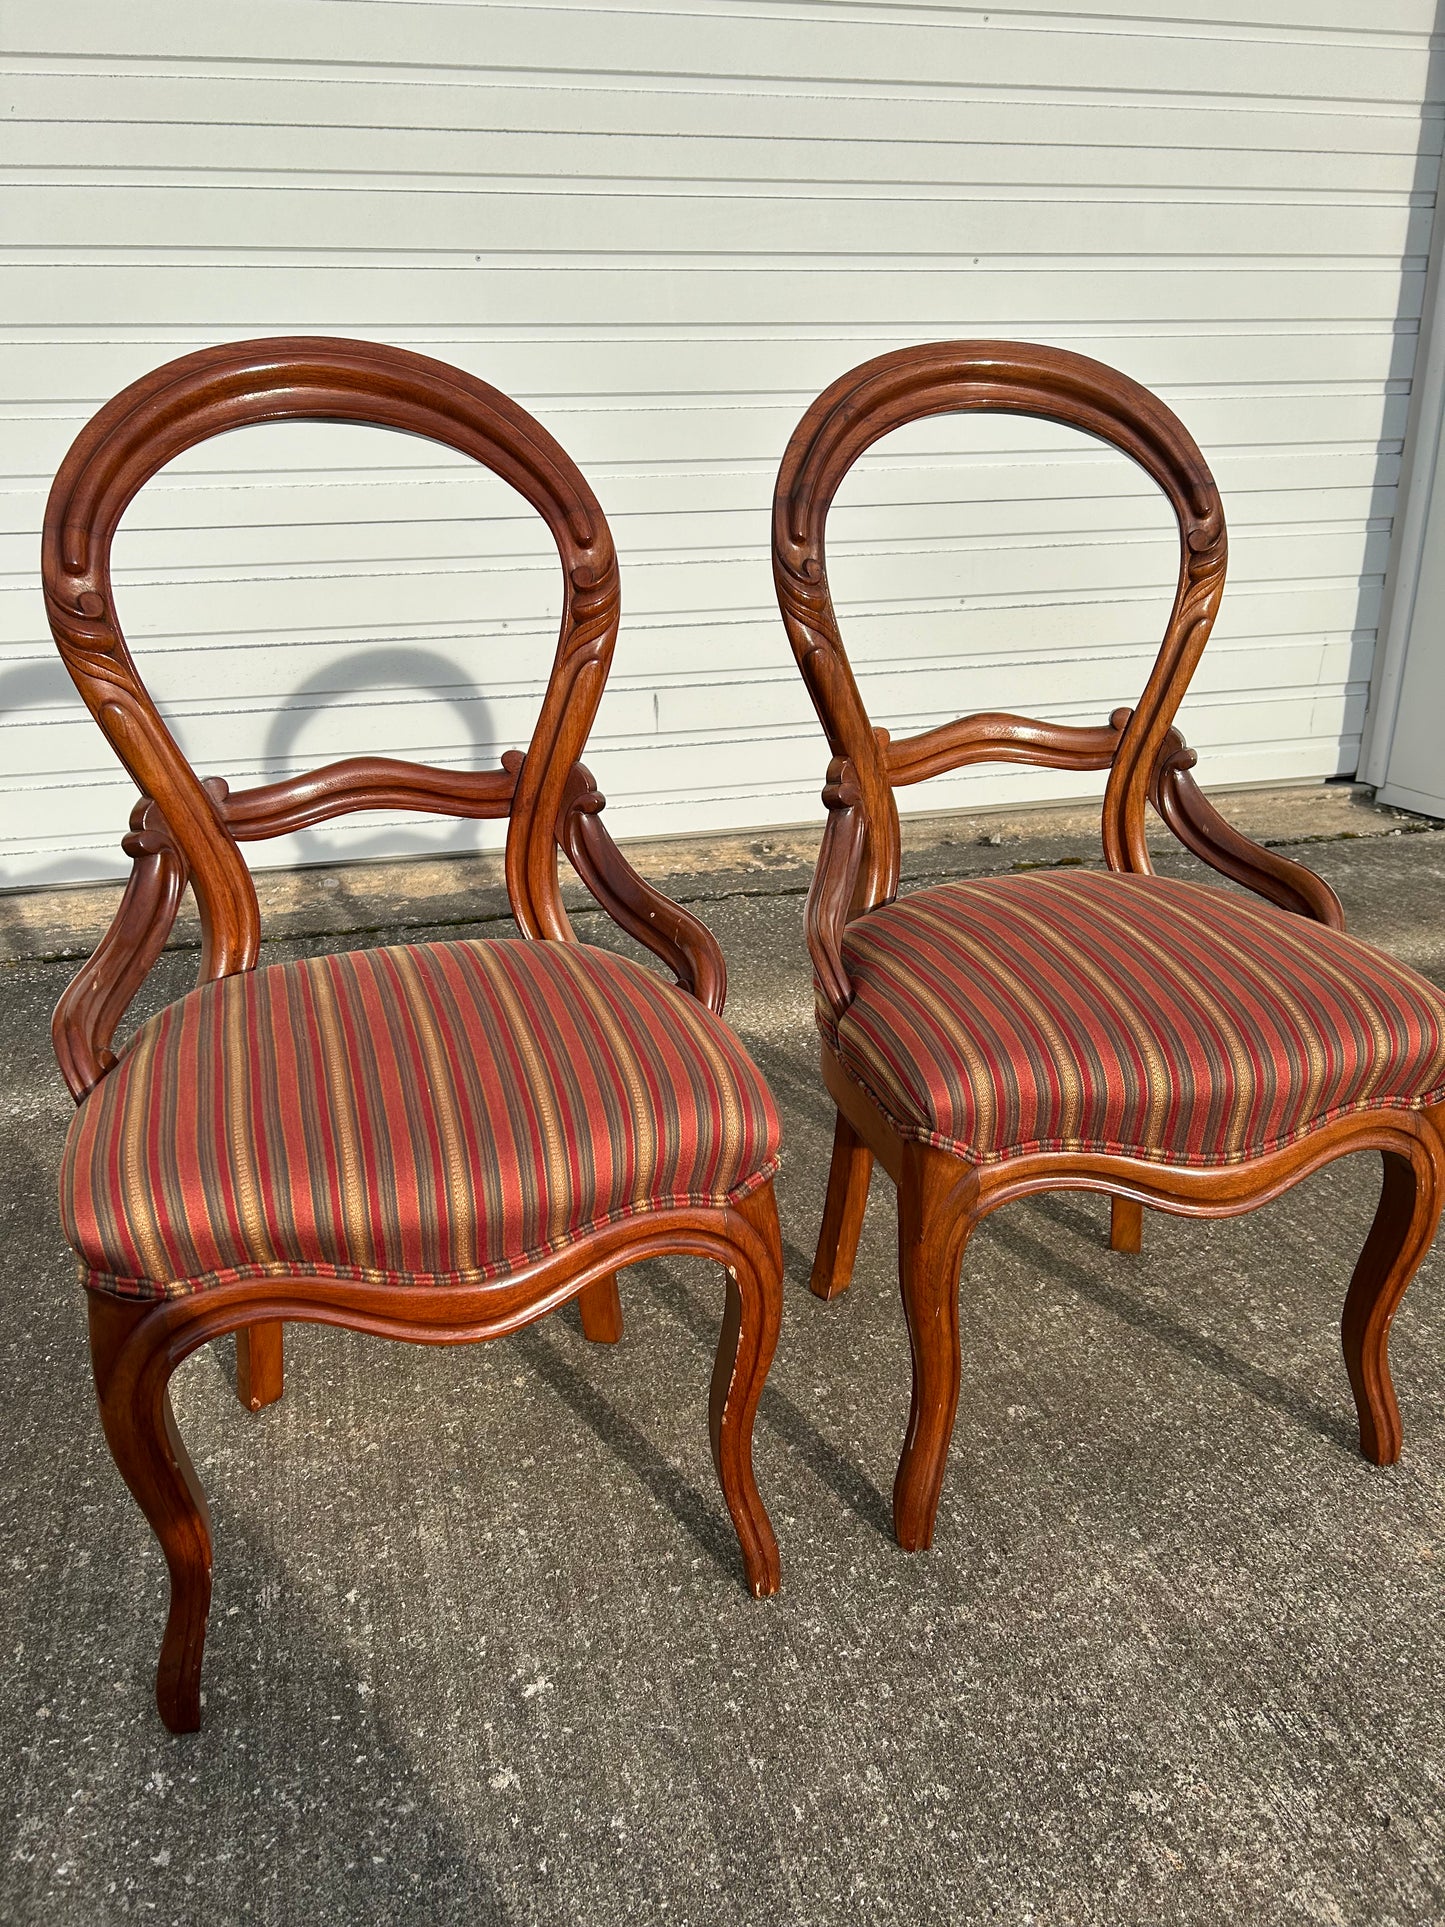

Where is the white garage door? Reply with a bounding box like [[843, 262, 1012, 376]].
[[2, 0, 1439, 886]]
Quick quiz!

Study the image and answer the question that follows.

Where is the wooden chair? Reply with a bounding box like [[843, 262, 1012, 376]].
[[772, 341, 1445, 1553], [45, 338, 783, 1732]]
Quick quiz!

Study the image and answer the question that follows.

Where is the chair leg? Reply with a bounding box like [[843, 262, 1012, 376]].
[[710, 1183, 784, 1596], [236, 1320, 284, 1409], [1110, 1196, 1143, 1254], [893, 1146, 975, 1553], [1342, 1144, 1444, 1465], [578, 1272, 624, 1343], [811, 1110, 874, 1300], [88, 1294, 213, 1734]]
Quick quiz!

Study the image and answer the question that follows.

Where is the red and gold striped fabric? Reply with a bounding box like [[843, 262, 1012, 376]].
[[822, 871, 1445, 1168], [63, 938, 781, 1300]]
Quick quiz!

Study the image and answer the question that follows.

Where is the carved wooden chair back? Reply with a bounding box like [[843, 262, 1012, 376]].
[[772, 340, 1230, 1011], [43, 336, 622, 1089]]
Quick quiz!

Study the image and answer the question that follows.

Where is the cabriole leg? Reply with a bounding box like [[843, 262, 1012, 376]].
[[236, 1320, 284, 1410], [710, 1184, 784, 1596], [88, 1294, 213, 1734], [811, 1110, 874, 1300], [1110, 1196, 1144, 1254], [578, 1272, 624, 1343], [893, 1146, 975, 1553], [1342, 1138, 1443, 1465]]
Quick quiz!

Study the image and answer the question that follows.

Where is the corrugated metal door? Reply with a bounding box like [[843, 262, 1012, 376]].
[[2, 0, 1439, 885]]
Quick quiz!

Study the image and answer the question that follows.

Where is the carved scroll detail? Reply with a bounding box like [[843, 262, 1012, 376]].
[[771, 340, 1335, 1009], [44, 340, 634, 1098], [557, 763, 728, 1012]]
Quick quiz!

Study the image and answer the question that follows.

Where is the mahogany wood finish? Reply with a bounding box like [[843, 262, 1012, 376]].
[[235, 1322, 284, 1413], [46, 338, 782, 1730], [810, 1113, 875, 1300], [86, 1197, 782, 1734], [774, 341, 1443, 1550], [577, 1273, 625, 1344], [1108, 1197, 1144, 1257]]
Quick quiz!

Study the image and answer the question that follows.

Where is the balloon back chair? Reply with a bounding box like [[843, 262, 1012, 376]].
[[772, 341, 1445, 1553], [45, 338, 783, 1731]]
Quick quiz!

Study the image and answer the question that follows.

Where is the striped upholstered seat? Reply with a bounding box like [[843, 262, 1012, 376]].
[[63, 938, 781, 1300], [822, 871, 1445, 1170]]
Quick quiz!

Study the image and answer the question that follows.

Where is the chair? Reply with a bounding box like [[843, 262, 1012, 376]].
[[772, 341, 1445, 1552], [45, 337, 784, 1732]]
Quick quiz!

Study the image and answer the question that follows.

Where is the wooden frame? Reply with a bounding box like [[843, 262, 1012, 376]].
[[45, 338, 781, 1730], [773, 341, 1445, 1550]]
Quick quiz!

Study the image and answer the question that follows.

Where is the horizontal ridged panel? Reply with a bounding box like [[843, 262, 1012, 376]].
[[0, 0, 1436, 885]]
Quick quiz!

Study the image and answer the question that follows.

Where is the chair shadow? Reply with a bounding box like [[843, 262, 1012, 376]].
[[9, 1479, 509, 1924], [511, 1318, 743, 1581], [641, 1258, 895, 1541], [779, 1233, 825, 1293], [625, 1030, 899, 1539], [0, 642, 511, 955], [735, 1032, 841, 1136], [259, 644, 506, 867], [990, 1192, 1360, 1455], [0, 658, 133, 919], [542, 1246, 896, 1551]]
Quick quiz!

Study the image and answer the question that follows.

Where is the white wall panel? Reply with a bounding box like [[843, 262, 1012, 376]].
[[0, 0, 1440, 884]]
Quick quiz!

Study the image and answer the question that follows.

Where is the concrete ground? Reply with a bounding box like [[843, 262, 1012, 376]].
[[2, 789, 1444, 1926]]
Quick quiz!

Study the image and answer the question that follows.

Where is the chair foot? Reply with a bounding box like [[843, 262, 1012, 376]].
[[893, 1148, 975, 1553], [1110, 1196, 1143, 1254], [578, 1271, 624, 1343], [1342, 1143, 1443, 1465], [811, 1110, 874, 1300], [89, 1295, 213, 1734], [711, 1185, 784, 1596], [236, 1320, 284, 1410]]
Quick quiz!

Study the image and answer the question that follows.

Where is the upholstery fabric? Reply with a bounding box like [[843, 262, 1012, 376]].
[[823, 871, 1445, 1168], [63, 938, 781, 1300]]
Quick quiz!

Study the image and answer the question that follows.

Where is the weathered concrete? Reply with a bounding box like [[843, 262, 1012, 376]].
[[2, 808, 1444, 1926]]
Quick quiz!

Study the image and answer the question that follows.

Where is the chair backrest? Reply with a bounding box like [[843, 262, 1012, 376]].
[[43, 337, 621, 982], [772, 341, 1228, 919]]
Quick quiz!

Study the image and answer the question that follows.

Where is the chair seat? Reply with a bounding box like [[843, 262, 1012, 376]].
[[822, 871, 1445, 1169], [63, 938, 781, 1299]]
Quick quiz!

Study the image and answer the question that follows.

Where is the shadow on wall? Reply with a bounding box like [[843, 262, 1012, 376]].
[[258, 642, 501, 867], [0, 656, 120, 889], [7, 400, 557, 906], [0, 639, 505, 971]]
